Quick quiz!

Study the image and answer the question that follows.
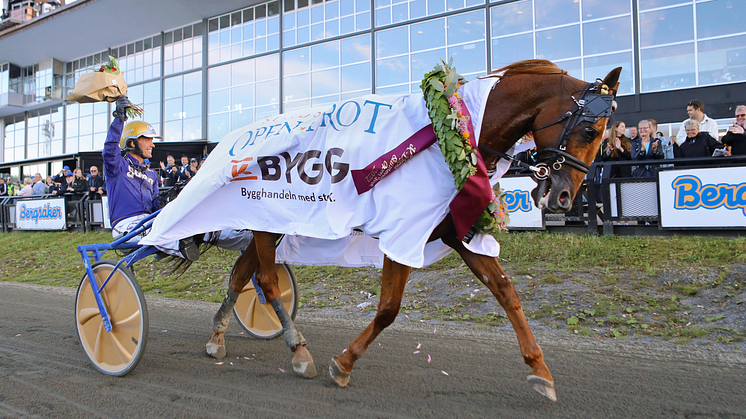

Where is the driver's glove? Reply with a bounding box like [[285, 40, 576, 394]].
[[112, 96, 132, 121]]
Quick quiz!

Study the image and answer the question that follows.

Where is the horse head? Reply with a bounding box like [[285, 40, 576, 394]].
[[479, 60, 621, 213], [528, 66, 621, 212]]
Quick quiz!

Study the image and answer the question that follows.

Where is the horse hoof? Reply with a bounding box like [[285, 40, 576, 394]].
[[206, 342, 226, 359], [528, 375, 557, 402], [292, 346, 317, 378], [329, 357, 351, 388]]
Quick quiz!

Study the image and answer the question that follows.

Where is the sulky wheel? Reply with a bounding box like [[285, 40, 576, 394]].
[[233, 263, 298, 339], [75, 260, 148, 376]]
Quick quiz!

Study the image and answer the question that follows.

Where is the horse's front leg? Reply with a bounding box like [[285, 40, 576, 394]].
[[443, 236, 557, 402], [330, 256, 410, 387], [253, 232, 317, 378], [206, 236, 259, 359]]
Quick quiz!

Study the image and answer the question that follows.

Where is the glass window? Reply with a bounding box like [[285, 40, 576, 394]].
[[696, 0, 746, 39], [639, 5, 693, 48], [534, 0, 579, 30], [111, 35, 161, 83], [492, 33, 533, 70], [640, 43, 695, 92], [583, 16, 632, 56], [376, 26, 409, 58], [638, 0, 688, 11], [698, 35, 746, 86], [536, 25, 581, 61], [164, 23, 203, 76], [163, 71, 203, 141], [581, 0, 630, 20], [411, 19, 446, 52], [490, 0, 532, 38], [208, 1, 280, 64], [208, 55, 280, 141], [584, 52, 634, 95]]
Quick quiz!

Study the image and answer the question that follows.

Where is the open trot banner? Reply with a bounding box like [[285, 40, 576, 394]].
[[659, 166, 746, 228], [141, 78, 503, 268], [15, 198, 66, 230]]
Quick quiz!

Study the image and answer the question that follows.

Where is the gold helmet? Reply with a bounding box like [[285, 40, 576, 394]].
[[120, 121, 162, 152]]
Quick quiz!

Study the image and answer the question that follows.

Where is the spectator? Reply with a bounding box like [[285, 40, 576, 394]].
[[648, 119, 675, 160], [180, 155, 195, 178], [70, 168, 89, 200], [675, 99, 719, 145], [160, 154, 176, 172], [189, 157, 199, 176], [88, 166, 105, 199], [18, 177, 33, 196], [49, 178, 63, 195], [45, 176, 54, 193], [32, 173, 46, 195], [722, 105, 746, 156], [601, 121, 632, 178], [63, 171, 75, 195], [54, 166, 70, 184], [199, 157, 206, 170], [631, 119, 663, 177], [628, 125, 639, 143], [7, 179, 16, 196], [0, 178, 7, 196], [677, 120, 729, 158]]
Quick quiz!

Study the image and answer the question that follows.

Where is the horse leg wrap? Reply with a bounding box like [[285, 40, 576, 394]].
[[213, 289, 239, 333], [271, 298, 306, 351]]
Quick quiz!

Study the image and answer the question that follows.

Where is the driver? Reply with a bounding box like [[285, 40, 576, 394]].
[[103, 96, 251, 260]]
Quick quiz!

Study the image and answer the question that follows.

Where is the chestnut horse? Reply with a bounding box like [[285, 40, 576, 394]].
[[205, 60, 622, 401]]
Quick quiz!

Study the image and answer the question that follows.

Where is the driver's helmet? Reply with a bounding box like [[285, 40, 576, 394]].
[[120, 121, 162, 152]]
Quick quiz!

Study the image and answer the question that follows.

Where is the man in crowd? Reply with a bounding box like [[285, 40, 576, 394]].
[[180, 155, 194, 179], [628, 125, 639, 143], [88, 166, 105, 199], [676, 99, 719, 144], [648, 119, 675, 160], [104, 96, 251, 261], [677, 120, 729, 158], [32, 173, 46, 195], [722, 105, 746, 156], [189, 157, 199, 176], [0, 178, 7, 196]]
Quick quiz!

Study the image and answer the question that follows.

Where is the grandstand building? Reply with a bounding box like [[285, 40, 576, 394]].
[[1, 0, 744, 181]]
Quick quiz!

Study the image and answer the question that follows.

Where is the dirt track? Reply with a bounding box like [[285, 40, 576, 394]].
[[1, 281, 745, 418]]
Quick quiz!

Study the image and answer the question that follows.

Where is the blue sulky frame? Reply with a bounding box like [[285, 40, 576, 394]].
[[76, 210, 162, 334], [76, 209, 269, 335]]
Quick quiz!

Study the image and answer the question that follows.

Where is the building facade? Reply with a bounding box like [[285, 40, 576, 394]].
[[1, 0, 744, 182]]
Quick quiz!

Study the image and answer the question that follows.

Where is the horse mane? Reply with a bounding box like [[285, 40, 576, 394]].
[[488, 59, 568, 78]]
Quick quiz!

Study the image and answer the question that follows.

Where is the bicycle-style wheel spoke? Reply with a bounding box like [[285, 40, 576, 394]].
[[108, 332, 133, 364], [78, 307, 101, 326], [113, 310, 141, 329], [92, 322, 105, 364]]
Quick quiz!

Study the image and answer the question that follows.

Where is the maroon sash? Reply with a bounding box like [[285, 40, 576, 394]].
[[351, 99, 492, 242]]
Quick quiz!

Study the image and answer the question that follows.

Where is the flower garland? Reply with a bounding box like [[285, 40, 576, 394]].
[[420, 58, 510, 233], [95, 56, 144, 119]]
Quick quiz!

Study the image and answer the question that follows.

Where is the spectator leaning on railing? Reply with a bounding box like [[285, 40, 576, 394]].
[[675, 99, 719, 145], [18, 177, 33, 196], [677, 120, 729, 158], [32, 173, 46, 196], [722, 105, 746, 156], [88, 166, 105, 199]]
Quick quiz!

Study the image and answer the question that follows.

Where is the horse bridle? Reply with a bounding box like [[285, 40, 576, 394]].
[[479, 79, 614, 181]]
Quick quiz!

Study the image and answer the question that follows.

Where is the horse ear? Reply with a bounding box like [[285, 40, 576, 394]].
[[602, 67, 623, 97]]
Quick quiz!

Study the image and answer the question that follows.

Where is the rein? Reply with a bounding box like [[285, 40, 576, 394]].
[[479, 77, 614, 181]]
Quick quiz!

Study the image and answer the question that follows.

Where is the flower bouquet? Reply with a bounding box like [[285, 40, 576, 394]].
[[67, 56, 143, 118]]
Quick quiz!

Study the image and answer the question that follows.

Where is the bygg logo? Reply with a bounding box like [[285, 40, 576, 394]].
[[504, 190, 533, 213], [230, 157, 257, 182], [672, 175, 746, 216], [229, 148, 349, 185]]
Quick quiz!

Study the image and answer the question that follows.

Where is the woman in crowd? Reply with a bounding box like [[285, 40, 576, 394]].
[[631, 119, 663, 177], [600, 121, 632, 178], [18, 177, 34, 196], [68, 168, 89, 200]]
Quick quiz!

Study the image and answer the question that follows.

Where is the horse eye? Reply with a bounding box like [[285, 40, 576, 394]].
[[584, 127, 597, 140]]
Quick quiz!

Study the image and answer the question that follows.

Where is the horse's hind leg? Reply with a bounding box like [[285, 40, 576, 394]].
[[206, 237, 259, 359], [253, 232, 316, 378], [443, 236, 556, 401], [330, 256, 410, 387]]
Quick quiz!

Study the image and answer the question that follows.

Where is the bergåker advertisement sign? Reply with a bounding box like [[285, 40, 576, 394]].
[[499, 176, 544, 229], [659, 167, 746, 228], [15, 198, 66, 230]]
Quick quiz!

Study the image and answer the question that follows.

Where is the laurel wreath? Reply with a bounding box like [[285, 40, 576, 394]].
[[420, 58, 509, 233]]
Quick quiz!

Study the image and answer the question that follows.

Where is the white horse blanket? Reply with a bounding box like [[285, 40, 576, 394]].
[[140, 77, 511, 268]]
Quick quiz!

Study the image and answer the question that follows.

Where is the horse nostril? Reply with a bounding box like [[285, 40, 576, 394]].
[[558, 190, 572, 210]]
